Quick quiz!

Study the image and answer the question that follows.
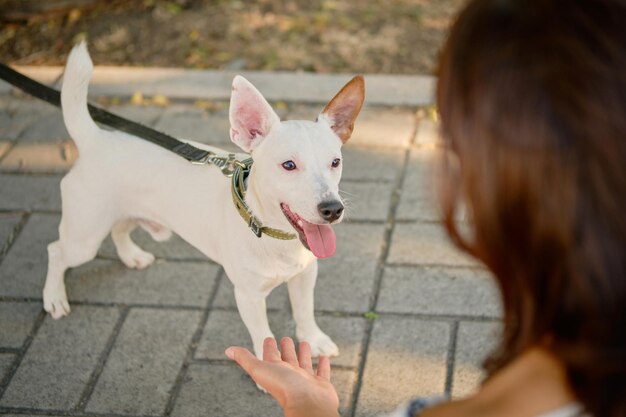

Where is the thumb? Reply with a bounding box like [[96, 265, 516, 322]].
[[225, 346, 260, 375]]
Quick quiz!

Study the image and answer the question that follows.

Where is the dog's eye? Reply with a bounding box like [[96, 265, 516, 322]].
[[331, 158, 341, 168], [282, 160, 297, 171]]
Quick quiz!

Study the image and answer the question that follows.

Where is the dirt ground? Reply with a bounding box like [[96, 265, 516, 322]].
[[0, 0, 465, 74]]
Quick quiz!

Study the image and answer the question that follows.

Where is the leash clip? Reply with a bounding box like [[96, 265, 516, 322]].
[[217, 153, 239, 177], [190, 153, 212, 165], [204, 153, 245, 177], [190, 152, 247, 178]]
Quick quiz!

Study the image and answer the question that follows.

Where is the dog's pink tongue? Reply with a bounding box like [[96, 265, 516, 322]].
[[301, 220, 336, 258]]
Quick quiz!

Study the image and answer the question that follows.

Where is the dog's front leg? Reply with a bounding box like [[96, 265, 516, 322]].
[[288, 262, 339, 357], [234, 287, 274, 359]]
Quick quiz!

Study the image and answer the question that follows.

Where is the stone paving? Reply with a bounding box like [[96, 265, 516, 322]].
[[0, 75, 501, 417]]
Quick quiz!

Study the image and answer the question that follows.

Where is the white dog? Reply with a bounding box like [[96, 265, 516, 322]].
[[42, 42, 365, 358]]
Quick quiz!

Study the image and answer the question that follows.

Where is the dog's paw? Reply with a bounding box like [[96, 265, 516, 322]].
[[299, 331, 340, 358], [43, 287, 71, 319], [119, 247, 156, 270]]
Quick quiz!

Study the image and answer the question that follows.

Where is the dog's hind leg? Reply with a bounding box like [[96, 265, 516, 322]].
[[43, 199, 114, 319], [111, 219, 156, 269], [138, 220, 172, 242]]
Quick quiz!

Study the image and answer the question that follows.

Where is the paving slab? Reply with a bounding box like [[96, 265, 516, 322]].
[[341, 146, 404, 183], [351, 107, 416, 148], [0, 110, 9, 133], [0, 305, 120, 410], [0, 302, 42, 348], [388, 223, 479, 267], [0, 214, 59, 298], [171, 363, 282, 417], [86, 308, 201, 415], [171, 363, 356, 417], [0, 353, 15, 383], [0, 175, 62, 211], [2, 415, 63, 417], [66, 259, 219, 307], [341, 181, 392, 222], [316, 223, 385, 313], [378, 266, 501, 317], [0, 141, 11, 160], [195, 309, 294, 360], [0, 96, 10, 111], [285, 103, 322, 120], [396, 148, 438, 222], [397, 147, 467, 223], [414, 119, 441, 146], [106, 104, 165, 127], [334, 368, 359, 416], [452, 321, 501, 398], [315, 315, 368, 369], [0, 141, 76, 174], [195, 309, 366, 369], [17, 110, 69, 143], [0, 102, 41, 141], [0, 212, 23, 256], [356, 317, 450, 417], [7, 97, 57, 120]]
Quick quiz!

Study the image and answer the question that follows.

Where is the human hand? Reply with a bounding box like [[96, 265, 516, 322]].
[[225, 337, 340, 417]]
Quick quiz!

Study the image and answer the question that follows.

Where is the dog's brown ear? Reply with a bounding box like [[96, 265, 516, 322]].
[[319, 75, 365, 143], [229, 75, 280, 153]]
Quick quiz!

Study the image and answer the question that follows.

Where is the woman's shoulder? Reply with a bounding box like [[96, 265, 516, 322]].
[[379, 397, 447, 417], [379, 398, 587, 417], [536, 404, 587, 417]]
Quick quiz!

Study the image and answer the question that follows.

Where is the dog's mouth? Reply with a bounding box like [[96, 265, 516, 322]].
[[280, 203, 336, 259]]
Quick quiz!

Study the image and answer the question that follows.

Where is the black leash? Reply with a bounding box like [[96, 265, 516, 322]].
[[0, 62, 210, 163]]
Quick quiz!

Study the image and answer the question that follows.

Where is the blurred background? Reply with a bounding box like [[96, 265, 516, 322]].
[[0, 0, 464, 74]]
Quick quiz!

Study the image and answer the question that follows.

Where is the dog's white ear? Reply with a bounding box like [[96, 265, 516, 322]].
[[319, 75, 365, 143], [229, 76, 280, 152]]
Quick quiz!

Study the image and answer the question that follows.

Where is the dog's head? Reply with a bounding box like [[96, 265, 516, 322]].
[[229, 75, 365, 258]]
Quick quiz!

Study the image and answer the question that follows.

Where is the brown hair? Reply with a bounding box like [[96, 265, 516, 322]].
[[436, 1, 626, 415]]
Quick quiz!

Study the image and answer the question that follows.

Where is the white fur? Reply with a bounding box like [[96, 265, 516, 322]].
[[43, 42, 364, 359]]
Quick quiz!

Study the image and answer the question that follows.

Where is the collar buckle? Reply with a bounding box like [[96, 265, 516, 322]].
[[248, 216, 263, 238]]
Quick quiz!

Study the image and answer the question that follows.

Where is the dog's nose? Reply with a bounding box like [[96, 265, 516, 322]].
[[318, 200, 344, 222]]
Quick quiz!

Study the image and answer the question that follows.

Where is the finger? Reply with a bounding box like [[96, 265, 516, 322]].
[[280, 337, 298, 366], [263, 337, 281, 362], [225, 346, 260, 376], [298, 341, 314, 374], [317, 356, 331, 380]]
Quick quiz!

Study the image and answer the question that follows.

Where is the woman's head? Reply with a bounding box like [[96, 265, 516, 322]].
[[437, 0, 626, 415]]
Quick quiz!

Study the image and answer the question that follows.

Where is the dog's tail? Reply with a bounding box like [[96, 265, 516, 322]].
[[61, 41, 100, 149]]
